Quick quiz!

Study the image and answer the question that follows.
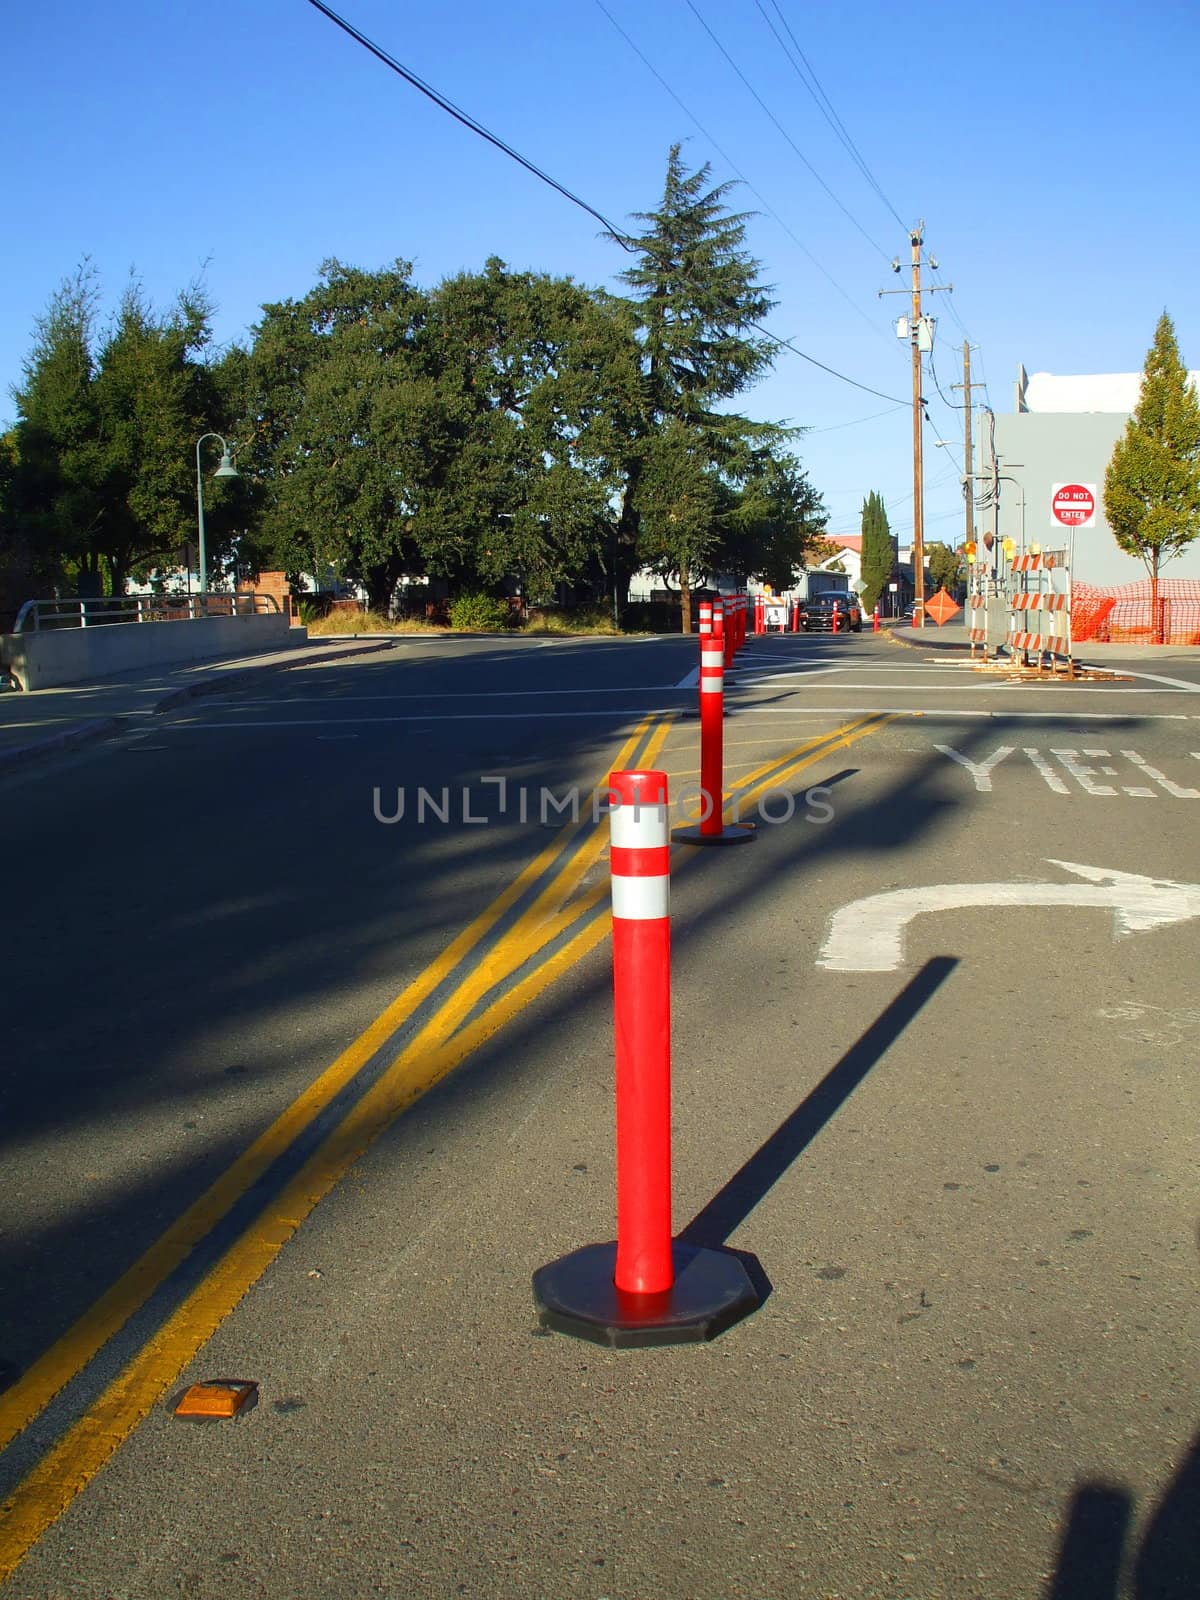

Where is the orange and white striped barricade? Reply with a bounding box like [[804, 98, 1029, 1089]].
[[1007, 591, 1072, 666], [968, 591, 987, 657]]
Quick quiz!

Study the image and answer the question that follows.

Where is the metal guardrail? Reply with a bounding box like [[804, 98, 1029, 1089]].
[[12, 593, 281, 633]]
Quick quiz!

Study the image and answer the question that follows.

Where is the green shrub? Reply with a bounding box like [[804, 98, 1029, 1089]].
[[448, 595, 512, 630], [448, 592, 512, 632]]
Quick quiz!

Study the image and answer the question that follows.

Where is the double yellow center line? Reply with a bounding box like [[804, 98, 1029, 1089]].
[[0, 710, 889, 1581]]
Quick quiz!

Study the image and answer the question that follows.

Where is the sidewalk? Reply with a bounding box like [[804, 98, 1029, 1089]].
[[884, 617, 1200, 663], [0, 636, 396, 769]]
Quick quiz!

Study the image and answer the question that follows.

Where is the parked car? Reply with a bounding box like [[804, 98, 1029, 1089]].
[[800, 591, 863, 632]]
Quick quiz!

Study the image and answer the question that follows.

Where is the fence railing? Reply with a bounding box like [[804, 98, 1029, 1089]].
[[12, 593, 281, 633]]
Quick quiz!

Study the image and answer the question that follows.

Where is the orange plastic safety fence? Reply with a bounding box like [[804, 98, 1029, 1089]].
[[1072, 580, 1200, 646]]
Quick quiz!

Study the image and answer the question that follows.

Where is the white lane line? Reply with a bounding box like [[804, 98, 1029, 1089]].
[[164, 706, 1196, 730], [1099, 668, 1200, 692], [207, 685, 700, 706], [733, 681, 1193, 694], [729, 667, 846, 683]]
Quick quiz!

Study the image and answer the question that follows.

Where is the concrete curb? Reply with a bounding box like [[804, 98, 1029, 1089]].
[[150, 638, 396, 711], [0, 716, 125, 770], [882, 623, 969, 655], [0, 639, 396, 773]]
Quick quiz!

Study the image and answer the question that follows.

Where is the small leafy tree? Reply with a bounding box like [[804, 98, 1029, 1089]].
[[718, 450, 827, 591], [1104, 312, 1200, 636], [859, 490, 893, 611], [927, 541, 962, 596]]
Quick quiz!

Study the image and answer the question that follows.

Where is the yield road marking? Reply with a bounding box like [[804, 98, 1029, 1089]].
[[818, 860, 1200, 972]]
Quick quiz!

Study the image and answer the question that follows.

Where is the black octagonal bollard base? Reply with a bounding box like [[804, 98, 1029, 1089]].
[[532, 1241, 761, 1348], [671, 822, 756, 847]]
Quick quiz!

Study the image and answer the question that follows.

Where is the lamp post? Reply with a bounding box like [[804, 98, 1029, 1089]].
[[195, 433, 238, 607]]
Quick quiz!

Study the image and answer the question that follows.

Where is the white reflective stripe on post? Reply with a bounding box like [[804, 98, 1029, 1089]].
[[609, 799, 670, 850], [701, 650, 724, 667], [611, 875, 670, 921], [700, 678, 723, 693]]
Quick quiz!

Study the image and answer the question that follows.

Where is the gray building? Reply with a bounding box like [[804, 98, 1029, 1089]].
[[975, 366, 1200, 588]]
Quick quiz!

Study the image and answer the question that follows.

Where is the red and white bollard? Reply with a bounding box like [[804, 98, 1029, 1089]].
[[753, 593, 765, 635], [699, 598, 712, 636], [790, 598, 800, 633], [609, 770, 673, 1294], [872, 603, 880, 633], [831, 602, 840, 635], [532, 770, 761, 1345], [673, 632, 755, 849]]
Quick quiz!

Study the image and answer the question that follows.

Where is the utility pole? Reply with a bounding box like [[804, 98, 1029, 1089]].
[[879, 224, 951, 628], [951, 341, 979, 554], [908, 227, 926, 627]]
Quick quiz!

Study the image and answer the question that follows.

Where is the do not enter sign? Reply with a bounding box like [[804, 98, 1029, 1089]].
[[1050, 482, 1097, 529]]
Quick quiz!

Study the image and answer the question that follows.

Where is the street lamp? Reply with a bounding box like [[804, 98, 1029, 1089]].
[[195, 433, 238, 604]]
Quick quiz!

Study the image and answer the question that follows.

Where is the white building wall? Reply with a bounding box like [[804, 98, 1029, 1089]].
[[982, 372, 1200, 588]]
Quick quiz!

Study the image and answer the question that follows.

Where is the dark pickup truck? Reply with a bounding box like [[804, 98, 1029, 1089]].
[[800, 591, 863, 632]]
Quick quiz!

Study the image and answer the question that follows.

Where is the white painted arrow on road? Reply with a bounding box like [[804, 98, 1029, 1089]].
[[817, 860, 1200, 972]]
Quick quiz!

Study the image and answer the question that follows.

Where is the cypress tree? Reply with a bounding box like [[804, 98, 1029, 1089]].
[[859, 490, 893, 612]]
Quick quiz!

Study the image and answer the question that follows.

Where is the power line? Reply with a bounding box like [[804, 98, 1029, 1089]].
[[681, 0, 891, 261], [303, 0, 908, 407], [810, 405, 907, 432], [593, 1, 902, 352], [303, 0, 637, 249], [928, 345, 966, 411], [753, 326, 908, 403], [756, 1, 908, 230]]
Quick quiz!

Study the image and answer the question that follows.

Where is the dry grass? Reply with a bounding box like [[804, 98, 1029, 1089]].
[[304, 611, 443, 636], [305, 605, 636, 638], [522, 606, 623, 637]]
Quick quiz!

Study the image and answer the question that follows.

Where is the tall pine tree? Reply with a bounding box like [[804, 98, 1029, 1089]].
[[614, 145, 778, 629], [1104, 311, 1200, 637], [859, 490, 893, 612]]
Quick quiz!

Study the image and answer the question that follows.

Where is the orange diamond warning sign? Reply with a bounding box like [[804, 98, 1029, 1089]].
[[924, 588, 961, 627]]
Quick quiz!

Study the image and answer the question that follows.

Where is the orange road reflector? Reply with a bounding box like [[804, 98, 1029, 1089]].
[[174, 1381, 257, 1419]]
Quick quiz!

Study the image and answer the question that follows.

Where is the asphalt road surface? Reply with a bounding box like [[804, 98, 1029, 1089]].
[[1, 629, 1197, 1599]]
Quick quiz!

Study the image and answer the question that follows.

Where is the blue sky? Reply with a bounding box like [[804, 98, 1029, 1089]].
[[3, 0, 1198, 544]]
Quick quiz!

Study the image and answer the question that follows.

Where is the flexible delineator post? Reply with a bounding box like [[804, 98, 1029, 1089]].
[[608, 769, 673, 1295], [791, 598, 800, 633], [832, 601, 840, 634], [699, 598, 712, 636], [530, 763, 762, 1344], [672, 632, 755, 850], [873, 604, 880, 632], [698, 635, 725, 838]]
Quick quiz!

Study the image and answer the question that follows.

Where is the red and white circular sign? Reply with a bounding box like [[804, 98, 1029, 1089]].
[[1050, 482, 1097, 528]]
